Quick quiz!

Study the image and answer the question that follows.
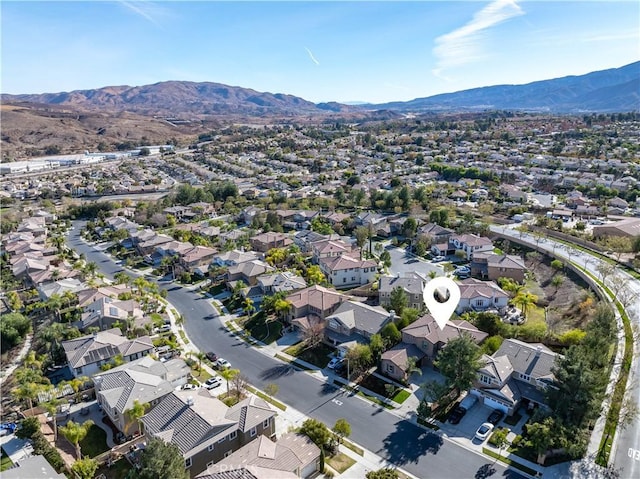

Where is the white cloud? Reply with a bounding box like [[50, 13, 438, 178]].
[[432, 0, 524, 78], [305, 47, 320, 66], [118, 1, 165, 27]]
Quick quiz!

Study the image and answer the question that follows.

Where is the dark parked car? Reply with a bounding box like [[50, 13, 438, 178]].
[[448, 406, 466, 424], [487, 409, 505, 425], [206, 352, 218, 362]]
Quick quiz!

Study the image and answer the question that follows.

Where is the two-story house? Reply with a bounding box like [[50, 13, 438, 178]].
[[473, 339, 560, 414], [448, 234, 494, 260], [93, 356, 189, 435], [417, 223, 454, 244], [249, 232, 293, 253], [456, 278, 510, 314], [227, 260, 274, 286], [62, 328, 154, 378], [141, 390, 276, 478], [257, 271, 307, 295], [319, 255, 377, 289], [379, 273, 426, 311], [321, 301, 393, 352], [179, 245, 218, 276], [310, 239, 356, 264], [380, 315, 488, 381], [470, 253, 527, 283], [285, 285, 348, 325], [197, 433, 321, 479]]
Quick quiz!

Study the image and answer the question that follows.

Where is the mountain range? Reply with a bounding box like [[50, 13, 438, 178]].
[[2, 61, 639, 118]]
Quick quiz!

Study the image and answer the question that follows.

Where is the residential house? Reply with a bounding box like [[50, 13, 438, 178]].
[[37, 277, 86, 300], [93, 356, 189, 435], [449, 234, 494, 260], [212, 250, 260, 268], [286, 285, 348, 325], [592, 218, 640, 238], [380, 314, 487, 380], [227, 260, 274, 286], [473, 339, 560, 414], [321, 300, 393, 352], [77, 296, 146, 332], [250, 232, 293, 253], [258, 271, 307, 295], [310, 239, 357, 264], [141, 390, 276, 478], [470, 253, 527, 283], [379, 273, 427, 310], [197, 433, 320, 479], [418, 223, 454, 244], [319, 255, 377, 289], [62, 328, 154, 378], [164, 206, 193, 222], [2, 455, 66, 479], [457, 278, 510, 314], [293, 230, 335, 253], [136, 233, 174, 257], [179, 246, 217, 276]]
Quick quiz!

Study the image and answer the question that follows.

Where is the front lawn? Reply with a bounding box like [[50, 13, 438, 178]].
[[284, 343, 334, 369], [241, 312, 283, 344], [1, 449, 13, 471], [80, 424, 109, 458], [326, 452, 355, 474]]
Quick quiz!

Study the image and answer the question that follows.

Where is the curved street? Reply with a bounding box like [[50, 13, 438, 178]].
[[67, 221, 524, 479]]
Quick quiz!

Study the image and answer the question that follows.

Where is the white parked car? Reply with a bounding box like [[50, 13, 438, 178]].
[[214, 358, 231, 370], [204, 377, 222, 389], [475, 422, 494, 441], [181, 383, 198, 391]]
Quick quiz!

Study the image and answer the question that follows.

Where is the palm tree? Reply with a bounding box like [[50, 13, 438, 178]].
[[13, 381, 43, 411], [126, 399, 149, 435], [64, 376, 89, 402], [551, 274, 564, 296], [274, 298, 292, 320], [43, 394, 63, 440], [195, 351, 206, 372], [243, 297, 255, 317], [220, 368, 239, 397], [46, 293, 64, 322], [23, 351, 43, 371], [513, 291, 538, 319], [83, 261, 98, 278], [59, 419, 94, 459]]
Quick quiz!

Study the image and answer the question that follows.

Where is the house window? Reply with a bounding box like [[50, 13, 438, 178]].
[[475, 299, 484, 306], [208, 444, 214, 452], [185, 458, 192, 468], [218, 436, 226, 443], [351, 277, 356, 282], [519, 373, 531, 382], [224, 450, 233, 458], [329, 320, 338, 330], [250, 427, 257, 437], [207, 461, 214, 468], [387, 364, 394, 373], [480, 375, 492, 385], [343, 278, 346, 283], [229, 431, 237, 440], [494, 297, 499, 303], [263, 419, 270, 428]]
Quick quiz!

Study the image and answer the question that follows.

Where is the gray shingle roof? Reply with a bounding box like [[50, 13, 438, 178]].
[[493, 339, 558, 380]]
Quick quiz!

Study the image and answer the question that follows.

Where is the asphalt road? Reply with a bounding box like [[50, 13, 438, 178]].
[[67, 221, 523, 479], [491, 224, 640, 479]]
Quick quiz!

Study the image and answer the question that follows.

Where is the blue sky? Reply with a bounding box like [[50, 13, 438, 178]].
[[2, 1, 638, 103]]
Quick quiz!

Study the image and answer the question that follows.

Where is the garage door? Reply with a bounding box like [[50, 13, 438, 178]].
[[483, 397, 509, 413]]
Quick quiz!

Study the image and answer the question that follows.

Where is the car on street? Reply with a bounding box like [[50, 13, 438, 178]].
[[487, 410, 505, 425], [155, 324, 171, 333], [448, 406, 466, 424], [327, 357, 343, 370], [204, 377, 222, 389], [214, 358, 231, 370], [206, 351, 218, 362], [475, 422, 494, 441], [432, 255, 446, 262]]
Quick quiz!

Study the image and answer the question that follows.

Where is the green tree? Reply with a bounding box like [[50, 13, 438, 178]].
[[513, 291, 538, 319], [127, 399, 149, 435], [59, 419, 94, 459], [389, 287, 408, 316], [305, 265, 326, 285], [220, 368, 239, 397], [491, 427, 509, 461], [525, 417, 556, 464], [380, 322, 401, 347], [369, 333, 385, 362], [405, 356, 422, 379], [6, 291, 23, 311], [379, 250, 392, 269], [354, 226, 370, 249], [42, 394, 63, 440], [71, 457, 99, 479], [345, 344, 373, 378], [138, 437, 189, 479], [0, 312, 32, 352], [551, 274, 564, 294], [300, 418, 331, 449], [264, 383, 279, 399], [332, 418, 351, 445], [434, 334, 482, 397], [243, 297, 255, 316], [550, 259, 563, 271]]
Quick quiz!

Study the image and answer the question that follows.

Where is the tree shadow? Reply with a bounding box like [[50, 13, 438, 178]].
[[259, 364, 295, 380], [379, 420, 443, 465], [320, 382, 339, 396], [475, 463, 496, 479]]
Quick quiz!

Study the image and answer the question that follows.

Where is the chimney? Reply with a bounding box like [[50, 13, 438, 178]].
[[535, 346, 542, 357], [186, 396, 194, 406], [389, 310, 396, 321]]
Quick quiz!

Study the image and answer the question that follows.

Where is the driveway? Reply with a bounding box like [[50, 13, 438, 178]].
[[386, 245, 444, 278]]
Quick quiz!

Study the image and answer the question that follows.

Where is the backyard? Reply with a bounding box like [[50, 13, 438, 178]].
[[0, 449, 13, 471], [94, 457, 132, 479], [79, 424, 110, 458]]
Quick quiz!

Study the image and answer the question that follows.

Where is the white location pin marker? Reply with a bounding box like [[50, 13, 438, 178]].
[[423, 276, 461, 330]]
